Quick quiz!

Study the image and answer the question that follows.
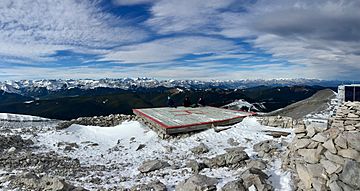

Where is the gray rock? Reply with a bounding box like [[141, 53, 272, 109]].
[[130, 181, 167, 191], [239, 168, 273, 191], [323, 139, 337, 154], [338, 149, 360, 162], [191, 143, 209, 154], [296, 162, 312, 189], [312, 133, 328, 143], [138, 160, 170, 173], [312, 178, 327, 191], [343, 132, 360, 152], [329, 181, 343, 191], [221, 179, 246, 191], [334, 134, 347, 149], [7, 147, 16, 153], [186, 160, 207, 173], [175, 174, 218, 191], [227, 138, 240, 146], [246, 160, 267, 170], [306, 163, 326, 178], [339, 160, 360, 189], [205, 148, 249, 168], [298, 148, 322, 163], [292, 139, 312, 150], [320, 159, 342, 175], [324, 151, 345, 165], [306, 126, 316, 138]]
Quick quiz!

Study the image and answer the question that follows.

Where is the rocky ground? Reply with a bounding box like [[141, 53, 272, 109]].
[[0, 99, 358, 191]]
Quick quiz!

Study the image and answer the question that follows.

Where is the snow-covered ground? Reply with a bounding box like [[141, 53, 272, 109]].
[[0, 113, 51, 121], [31, 117, 294, 190]]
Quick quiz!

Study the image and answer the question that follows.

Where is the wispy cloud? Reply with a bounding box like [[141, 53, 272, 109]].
[[0, 0, 359, 80], [0, 0, 147, 62]]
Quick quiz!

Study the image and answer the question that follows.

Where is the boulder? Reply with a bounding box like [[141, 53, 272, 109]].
[[138, 160, 170, 173], [343, 132, 360, 152], [227, 138, 240, 146], [239, 168, 273, 191], [338, 149, 360, 162], [306, 126, 316, 138], [186, 160, 207, 173], [324, 151, 345, 165], [221, 179, 246, 191], [339, 160, 360, 189], [175, 174, 218, 191], [191, 143, 209, 154], [298, 148, 322, 164], [320, 159, 342, 175], [292, 139, 312, 150], [334, 135, 347, 149], [306, 163, 326, 178], [205, 148, 249, 168], [323, 139, 337, 154], [312, 133, 328, 143], [328, 181, 343, 191], [130, 181, 167, 191], [296, 163, 312, 189]]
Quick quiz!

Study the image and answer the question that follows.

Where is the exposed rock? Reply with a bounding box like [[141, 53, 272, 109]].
[[324, 151, 345, 165], [320, 159, 342, 175], [0, 135, 34, 152], [292, 139, 312, 150], [7, 147, 16, 153], [343, 131, 360, 151], [227, 138, 240, 146], [135, 144, 146, 151], [191, 143, 209, 154], [130, 181, 167, 191], [239, 168, 273, 191], [204, 147, 249, 169], [306, 163, 326, 178], [246, 159, 267, 170], [323, 139, 337, 154], [296, 163, 312, 189], [138, 160, 170, 173], [328, 181, 343, 191], [9, 173, 86, 191], [339, 160, 360, 189], [298, 146, 323, 164], [175, 174, 218, 191], [186, 160, 207, 173], [312, 133, 328, 143], [306, 125, 316, 138], [221, 179, 246, 191], [334, 135, 347, 149], [312, 178, 327, 191], [338, 149, 360, 162]]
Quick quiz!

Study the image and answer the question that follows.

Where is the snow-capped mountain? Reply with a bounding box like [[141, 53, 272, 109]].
[[0, 78, 352, 96]]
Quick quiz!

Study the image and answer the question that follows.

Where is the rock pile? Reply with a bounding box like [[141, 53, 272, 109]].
[[282, 101, 360, 190], [56, 114, 140, 129], [6, 172, 87, 191], [0, 151, 80, 172], [257, 115, 300, 128], [0, 135, 34, 152]]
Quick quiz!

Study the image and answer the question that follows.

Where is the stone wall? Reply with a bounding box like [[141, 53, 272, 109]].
[[257, 115, 300, 128], [282, 102, 360, 190]]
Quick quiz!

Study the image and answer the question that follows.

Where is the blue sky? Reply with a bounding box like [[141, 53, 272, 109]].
[[0, 0, 359, 80]]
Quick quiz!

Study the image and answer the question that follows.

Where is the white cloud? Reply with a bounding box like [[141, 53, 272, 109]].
[[113, 0, 156, 6], [0, 0, 147, 63], [101, 36, 237, 63]]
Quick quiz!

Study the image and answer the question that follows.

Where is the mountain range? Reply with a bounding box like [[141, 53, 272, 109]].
[[0, 78, 355, 96]]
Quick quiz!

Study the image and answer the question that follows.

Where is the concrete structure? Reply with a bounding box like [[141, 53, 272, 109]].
[[133, 106, 253, 134], [338, 84, 360, 103]]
